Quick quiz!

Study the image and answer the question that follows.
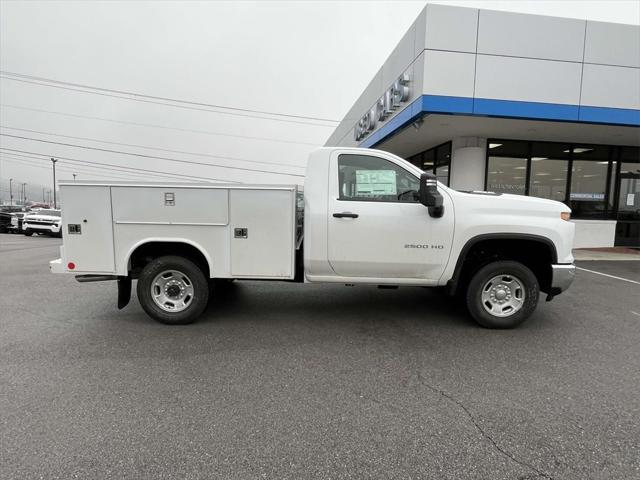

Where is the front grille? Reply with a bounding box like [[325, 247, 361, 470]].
[[26, 221, 57, 226]]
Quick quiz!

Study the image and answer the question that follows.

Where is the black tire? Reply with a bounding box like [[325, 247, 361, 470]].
[[466, 260, 539, 329], [23, 230, 33, 237], [136, 255, 209, 325]]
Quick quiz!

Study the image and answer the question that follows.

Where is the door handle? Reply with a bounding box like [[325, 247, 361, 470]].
[[333, 212, 359, 218]]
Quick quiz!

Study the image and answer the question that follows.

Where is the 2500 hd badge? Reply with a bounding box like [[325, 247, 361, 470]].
[[404, 244, 445, 249]]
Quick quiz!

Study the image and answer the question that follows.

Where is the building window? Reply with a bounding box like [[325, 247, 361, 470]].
[[484, 139, 640, 220], [422, 149, 435, 172], [569, 146, 610, 218], [614, 147, 639, 219], [529, 142, 570, 202], [487, 156, 528, 195], [405, 141, 451, 186], [435, 143, 451, 186], [486, 140, 529, 195]]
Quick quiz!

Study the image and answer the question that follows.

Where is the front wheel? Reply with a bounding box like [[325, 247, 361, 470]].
[[23, 230, 33, 237], [466, 261, 539, 329], [137, 255, 209, 325]]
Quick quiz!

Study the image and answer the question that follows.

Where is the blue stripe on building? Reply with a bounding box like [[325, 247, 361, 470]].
[[360, 95, 640, 148]]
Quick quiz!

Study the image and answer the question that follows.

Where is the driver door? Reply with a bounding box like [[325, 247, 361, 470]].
[[327, 151, 453, 281]]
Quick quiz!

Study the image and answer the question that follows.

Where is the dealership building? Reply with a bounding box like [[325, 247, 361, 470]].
[[326, 4, 639, 248]]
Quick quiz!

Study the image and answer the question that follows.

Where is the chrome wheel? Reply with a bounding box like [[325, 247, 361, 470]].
[[151, 270, 195, 313], [480, 274, 525, 318]]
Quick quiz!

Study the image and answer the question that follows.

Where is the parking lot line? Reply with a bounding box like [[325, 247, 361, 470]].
[[576, 267, 640, 286]]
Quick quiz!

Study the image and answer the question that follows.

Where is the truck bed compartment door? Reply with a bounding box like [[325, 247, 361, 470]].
[[62, 186, 115, 272], [229, 189, 295, 278]]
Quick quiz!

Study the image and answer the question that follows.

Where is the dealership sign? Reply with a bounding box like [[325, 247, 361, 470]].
[[354, 73, 410, 141]]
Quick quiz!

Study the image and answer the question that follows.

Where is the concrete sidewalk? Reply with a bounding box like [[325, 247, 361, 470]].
[[573, 247, 640, 261]]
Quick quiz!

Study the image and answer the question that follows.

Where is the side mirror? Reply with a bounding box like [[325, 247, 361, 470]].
[[419, 173, 444, 218]]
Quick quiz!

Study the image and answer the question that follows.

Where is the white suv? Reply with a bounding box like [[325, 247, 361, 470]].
[[23, 209, 62, 237]]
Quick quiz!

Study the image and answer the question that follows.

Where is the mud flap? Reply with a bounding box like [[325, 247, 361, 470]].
[[117, 276, 132, 310]]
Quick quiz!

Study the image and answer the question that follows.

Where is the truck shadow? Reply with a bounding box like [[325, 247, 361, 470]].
[[201, 280, 474, 330]]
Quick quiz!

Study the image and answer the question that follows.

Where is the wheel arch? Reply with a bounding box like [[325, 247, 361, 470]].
[[447, 233, 558, 295], [123, 238, 213, 278]]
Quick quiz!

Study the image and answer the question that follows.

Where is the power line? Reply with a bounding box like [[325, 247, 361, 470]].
[[1, 156, 154, 182], [0, 104, 321, 146], [0, 148, 241, 183], [1, 151, 212, 181], [0, 133, 305, 177], [1, 151, 233, 184], [3, 150, 231, 183], [2, 76, 335, 127], [0, 72, 339, 127], [1, 155, 165, 182], [2, 157, 203, 184], [0, 125, 306, 169], [1, 70, 339, 123]]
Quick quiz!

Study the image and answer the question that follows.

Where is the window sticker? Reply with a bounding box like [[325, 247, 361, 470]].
[[569, 192, 605, 201], [355, 170, 397, 196]]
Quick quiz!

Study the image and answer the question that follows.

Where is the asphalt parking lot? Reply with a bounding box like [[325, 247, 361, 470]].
[[1, 234, 639, 480]]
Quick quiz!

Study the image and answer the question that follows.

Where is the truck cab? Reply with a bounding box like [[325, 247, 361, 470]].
[[51, 147, 576, 328]]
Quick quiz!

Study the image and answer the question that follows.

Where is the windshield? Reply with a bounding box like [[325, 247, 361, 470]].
[[32, 209, 61, 217]]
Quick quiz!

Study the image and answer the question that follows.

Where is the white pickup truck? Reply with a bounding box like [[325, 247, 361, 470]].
[[50, 147, 575, 328]]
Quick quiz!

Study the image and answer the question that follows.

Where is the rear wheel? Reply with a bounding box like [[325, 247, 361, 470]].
[[23, 230, 33, 237], [137, 255, 209, 325], [466, 260, 539, 329]]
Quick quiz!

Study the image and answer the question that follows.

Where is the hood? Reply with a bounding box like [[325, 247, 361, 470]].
[[449, 189, 571, 215], [498, 193, 569, 211]]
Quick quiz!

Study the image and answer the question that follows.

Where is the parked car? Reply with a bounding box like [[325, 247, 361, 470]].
[[0, 206, 24, 233], [9, 212, 27, 233], [0, 211, 12, 233], [23, 209, 62, 237]]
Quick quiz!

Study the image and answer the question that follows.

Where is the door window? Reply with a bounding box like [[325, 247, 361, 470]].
[[338, 154, 419, 203]]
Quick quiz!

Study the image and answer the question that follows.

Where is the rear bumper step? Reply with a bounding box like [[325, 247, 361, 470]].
[[75, 275, 119, 283]]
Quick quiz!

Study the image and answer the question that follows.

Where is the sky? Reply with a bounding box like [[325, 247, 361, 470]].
[[1, 0, 639, 204]]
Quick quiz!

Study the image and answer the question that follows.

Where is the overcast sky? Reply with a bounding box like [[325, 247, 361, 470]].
[[1, 0, 639, 203]]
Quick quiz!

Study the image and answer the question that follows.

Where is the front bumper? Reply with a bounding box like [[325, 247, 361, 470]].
[[23, 222, 61, 233], [550, 264, 576, 294]]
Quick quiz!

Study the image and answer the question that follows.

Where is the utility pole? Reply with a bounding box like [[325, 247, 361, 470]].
[[73, 173, 77, 182], [42, 187, 45, 202], [9, 178, 13, 205], [22, 182, 27, 205], [51, 158, 58, 209]]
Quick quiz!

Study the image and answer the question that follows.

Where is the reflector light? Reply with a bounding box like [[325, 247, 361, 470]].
[[68, 262, 76, 270]]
